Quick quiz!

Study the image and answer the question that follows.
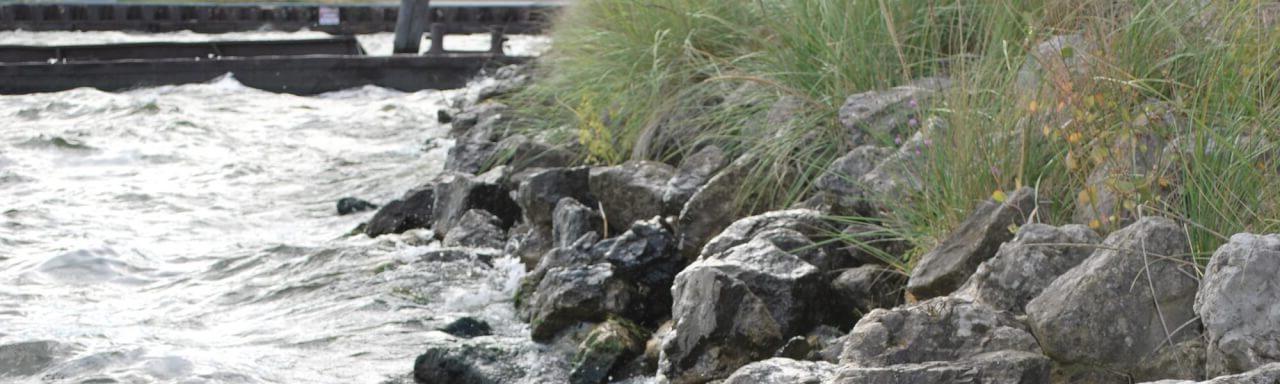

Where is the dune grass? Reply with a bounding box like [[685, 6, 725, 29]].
[[502, 0, 1280, 270]]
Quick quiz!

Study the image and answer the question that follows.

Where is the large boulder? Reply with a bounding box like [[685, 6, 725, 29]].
[[593, 218, 680, 324], [953, 223, 1100, 313], [442, 209, 506, 249], [723, 358, 835, 384], [1026, 217, 1200, 379], [552, 198, 603, 249], [1196, 233, 1280, 376], [839, 296, 1042, 367], [838, 77, 950, 142], [906, 187, 1038, 299], [413, 341, 523, 384], [515, 167, 592, 230], [676, 155, 755, 260], [365, 186, 435, 237], [588, 161, 675, 233], [806, 145, 894, 216], [658, 237, 824, 384], [699, 209, 845, 270], [431, 174, 521, 237], [831, 350, 1051, 384], [569, 319, 647, 384], [527, 263, 634, 342], [662, 145, 729, 214]]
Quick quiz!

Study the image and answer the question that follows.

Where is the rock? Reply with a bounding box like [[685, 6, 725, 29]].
[[676, 155, 755, 260], [552, 198, 602, 249], [809, 145, 894, 216], [953, 223, 1100, 313], [723, 358, 836, 384], [527, 263, 634, 342], [1133, 338, 1207, 381], [445, 141, 498, 174], [809, 325, 848, 363], [827, 265, 905, 324], [1026, 217, 1199, 378], [493, 134, 576, 172], [336, 197, 378, 215], [1017, 34, 1098, 95], [0, 340, 66, 377], [515, 167, 592, 230], [1154, 363, 1280, 384], [569, 319, 647, 384], [595, 218, 680, 324], [906, 186, 1038, 299], [775, 337, 813, 360], [442, 209, 506, 249], [515, 243, 597, 319], [858, 117, 947, 205], [831, 350, 1052, 384], [437, 109, 454, 124], [659, 237, 823, 383], [662, 145, 729, 213], [475, 65, 531, 102], [699, 209, 843, 270], [836, 221, 911, 267], [365, 186, 435, 237], [839, 296, 1041, 367], [1196, 233, 1280, 376], [448, 102, 509, 142], [417, 248, 503, 267], [413, 341, 522, 384], [1072, 131, 1171, 229], [588, 161, 675, 232], [440, 317, 493, 339], [431, 174, 521, 237], [505, 223, 554, 270], [839, 77, 949, 142]]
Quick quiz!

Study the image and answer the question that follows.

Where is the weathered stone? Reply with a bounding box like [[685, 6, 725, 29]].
[[839, 296, 1041, 367], [413, 341, 522, 384], [808, 145, 894, 216], [662, 145, 728, 214], [659, 237, 823, 383], [1134, 338, 1207, 382], [446, 141, 498, 174], [439, 317, 493, 339], [831, 350, 1052, 384], [837, 221, 911, 266], [827, 265, 905, 324], [365, 186, 435, 237], [953, 223, 1100, 313], [907, 187, 1038, 299], [552, 198, 603, 249], [1196, 233, 1280, 376], [677, 155, 754, 260], [723, 358, 835, 384], [809, 325, 848, 363], [699, 209, 845, 270], [589, 161, 675, 233], [0, 340, 66, 377], [442, 209, 506, 249], [858, 117, 947, 205], [527, 263, 634, 342], [448, 102, 508, 141], [1017, 34, 1099, 95], [1139, 363, 1280, 384], [1073, 131, 1171, 229], [431, 174, 521, 237], [493, 134, 576, 172], [596, 218, 680, 323], [505, 223, 553, 270], [839, 77, 949, 142], [514, 242, 597, 320], [515, 167, 592, 230], [336, 197, 378, 215], [1027, 217, 1199, 377], [569, 319, 647, 384]]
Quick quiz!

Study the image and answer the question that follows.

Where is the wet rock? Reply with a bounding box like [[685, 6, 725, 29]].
[[588, 161, 675, 233], [437, 109, 454, 124], [336, 197, 378, 215], [442, 209, 506, 249], [595, 218, 680, 323], [569, 319, 647, 384], [431, 174, 521, 237], [699, 209, 844, 270], [440, 317, 493, 339], [839, 77, 949, 142], [827, 265, 905, 324], [953, 223, 1100, 313], [839, 296, 1041, 367], [807, 145, 894, 216], [527, 263, 634, 342], [1196, 233, 1280, 376], [906, 186, 1038, 300], [1026, 217, 1199, 378], [515, 243, 597, 319], [0, 340, 66, 377], [445, 141, 498, 175], [505, 223, 554, 270], [659, 237, 823, 383], [552, 198, 602, 249], [493, 134, 576, 173], [417, 248, 503, 266], [724, 358, 835, 384], [676, 155, 754, 260], [662, 145, 729, 214], [831, 350, 1051, 384], [365, 186, 435, 237], [413, 341, 522, 384], [515, 167, 592, 230]]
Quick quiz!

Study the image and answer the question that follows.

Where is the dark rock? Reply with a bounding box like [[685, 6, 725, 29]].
[[431, 174, 521, 237], [838, 77, 949, 142], [1197, 233, 1280, 376], [337, 197, 378, 215], [413, 341, 521, 384], [516, 167, 592, 231], [676, 155, 755, 260], [515, 243, 596, 319], [699, 209, 845, 270], [1027, 217, 1199, 379], [906, 186, 1037, 300], [662, 145, 729, 214], [723, 358, 835, 384], [827, 265, 905, 324], [437, 109, 454, 124], [1133, 338, 1207, 382], [493, 135, 577, 172], [569, 319, 647, 384], [953, 223, 1100, 313], [448, 102, 508, 141], [365, 186, 435, 237], [858, 117, 947, 205], [440, 317, 493, 339], [839, 296, 1042, 367], [505, 223, 554, 270], [417, 248, 503, 267], [1073, 131, 1172, 229], [809, 145, 894, 215], [527, 263, 634, 342], [552, 198, 602, 249], [596, 218, 680, 324], [445, 141, 498, 175], [442, 209, 506, 249], [836, 221, 911, 266], [588, 161, 675, 233], [809, 325, 847, 363], [831, 350, 1051, 384], [775, 337, 814, 360]]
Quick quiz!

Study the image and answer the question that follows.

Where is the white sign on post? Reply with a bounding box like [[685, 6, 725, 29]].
[[318, 7, 340, 26]]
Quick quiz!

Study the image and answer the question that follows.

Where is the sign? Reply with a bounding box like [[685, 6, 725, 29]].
[[319, 7, 340, 26]]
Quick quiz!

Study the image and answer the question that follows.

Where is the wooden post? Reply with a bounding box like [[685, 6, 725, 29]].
[[488, 25, 505, 56], [428, 23, 445, 54], [392, 0, 429, 54]]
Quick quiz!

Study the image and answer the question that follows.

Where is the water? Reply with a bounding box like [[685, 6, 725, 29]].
[[0, 32, 562, 383]]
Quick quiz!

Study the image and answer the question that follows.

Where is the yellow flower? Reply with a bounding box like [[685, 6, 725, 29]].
[[992, 189, 1008, 203], [1067, 132, 1083, 144], [1028, 100, 1039, 113], [1089, 219, 1102, 229]]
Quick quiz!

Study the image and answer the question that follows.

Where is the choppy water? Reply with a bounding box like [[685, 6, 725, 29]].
[[0, 32, 559, 383]]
